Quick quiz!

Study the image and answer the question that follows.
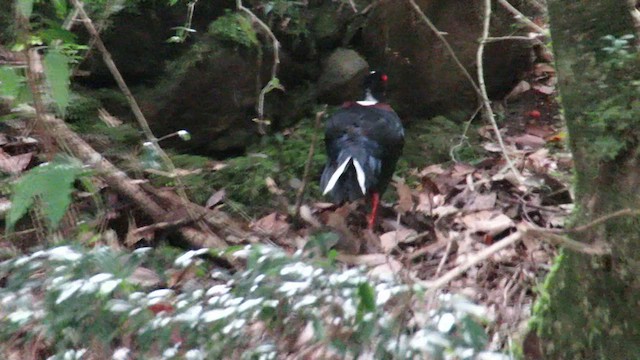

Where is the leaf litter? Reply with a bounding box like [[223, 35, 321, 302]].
[[0, 43, 568, 354]]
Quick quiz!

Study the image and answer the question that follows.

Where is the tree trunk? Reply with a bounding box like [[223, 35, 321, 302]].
[[532, 1, 640, 358]]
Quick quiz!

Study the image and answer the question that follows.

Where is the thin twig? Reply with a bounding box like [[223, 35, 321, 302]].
[[70, 0, 194, 210], [485, 36, 538, 42], [555, 208, 640, 234], [527, 228, 610, 255], [406, 0, 482, 97], [421, 231, 522, 292], [450, 104, 482, 163], [434, 239, 453, 277], [236, 0, 281, 126], [417, 206, 640, 291], [496, 0, 547, 35], [133, 212, 207, 235], [294, 107, 326, 218], [478, 0, 524, 184]]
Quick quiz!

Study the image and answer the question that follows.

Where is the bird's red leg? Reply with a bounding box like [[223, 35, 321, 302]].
[[368, 192, 380, 230]]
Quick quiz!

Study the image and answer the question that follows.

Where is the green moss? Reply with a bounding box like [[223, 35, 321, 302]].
[[146, 119, 325, 215], [208, 10, 259, 49], [209, 119, 326, 214], [65, 93, 103, 124], [403, 116, 483, 168]]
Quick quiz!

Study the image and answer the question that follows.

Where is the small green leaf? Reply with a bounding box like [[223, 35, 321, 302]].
[[356, 282, 376, 322], [357, 282, 376, 312], [43, 49, 71, 116], [38, 27, 77, 44], [0, 67, 24, 99], [16, 0, 34, 19], [7, 157, 84, 230], [51, 0, 68, 18]]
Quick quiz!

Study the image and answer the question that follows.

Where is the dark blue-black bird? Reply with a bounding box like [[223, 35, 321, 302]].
[[320, 71, 404, 229]]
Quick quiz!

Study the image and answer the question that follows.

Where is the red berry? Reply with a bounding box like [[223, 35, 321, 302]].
[[528, 110, 541, 118]]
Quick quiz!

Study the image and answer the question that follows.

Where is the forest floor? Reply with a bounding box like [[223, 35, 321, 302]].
[[0, 56, 566, 356], [250, 62, 568, 351]]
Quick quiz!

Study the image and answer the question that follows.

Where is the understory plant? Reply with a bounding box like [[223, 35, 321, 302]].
[[0, 242, 506, 359]]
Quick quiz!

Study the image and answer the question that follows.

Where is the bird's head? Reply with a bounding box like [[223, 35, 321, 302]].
[[362, 70, 389, 104]]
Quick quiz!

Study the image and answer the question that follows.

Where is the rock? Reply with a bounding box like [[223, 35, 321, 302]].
[[359, 0, 536, 117], [317, 48, 369, 104], [143, 44, 259, 156]]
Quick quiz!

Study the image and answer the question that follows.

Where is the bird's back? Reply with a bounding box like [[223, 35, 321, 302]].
[[321, 103, 404, 203]]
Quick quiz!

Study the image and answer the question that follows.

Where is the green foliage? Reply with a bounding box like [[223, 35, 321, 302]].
[[43, 48, 71, 116], [7, 157, 84, 231], [65, 93, 103, 123], [403, 116, 483, 167], [263, 0, 310, 38], [0, 67, 24, 100], [0, 243, 504, 359], [208, 10, 259, 49], [209, 119, 325, 213], [601, 34, 636, 69], [51, 0, 68, 18], [580, 34, 640, 163]]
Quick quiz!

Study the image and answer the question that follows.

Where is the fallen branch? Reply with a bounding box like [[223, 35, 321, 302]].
[[421, 231, 523, 292], [70, 0, 193, 208], [24, 48, 229, 249], [419, 215, 618, 292]]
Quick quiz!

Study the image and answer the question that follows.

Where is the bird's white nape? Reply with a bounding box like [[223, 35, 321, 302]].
[[323, 156, 353, 195], [357, 90, 378, 106], [352, 159, 367, 195]]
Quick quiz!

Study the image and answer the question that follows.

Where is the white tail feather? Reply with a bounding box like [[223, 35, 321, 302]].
[[323, 156, 352, 195], [352, 159, 367, 195]]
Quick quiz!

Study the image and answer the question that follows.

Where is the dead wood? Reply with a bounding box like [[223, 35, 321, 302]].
[[23, 43, 233, 249]]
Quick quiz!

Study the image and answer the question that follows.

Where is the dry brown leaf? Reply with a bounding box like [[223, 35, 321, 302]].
[[464, 192, 497, 212], [462, 211, 514, 236], [505, 80, 531, 100], [312, 202, 335, 210], [379, 228, 418, 252], [416, 193, 432, 213], [419, 164, 446, 176], [128, 266, 162, 288], [525, 124, 556, 138], [534, 63, 556, 76], [0, 150, 33, 174], [532, 84, 555, 95], [295, 322, 316, 349], [369, 258, 404, 278], [394, 181, 414, 214], [526, 148, 557, 173], [483, 142, 503, 153], [265, 177, 284, 195], [325, 211, 360, 253], [252, 212, 290, 236], [478, 125, 495, 139], [510, 134, 546, 150], [205, 189, 226, 209]]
